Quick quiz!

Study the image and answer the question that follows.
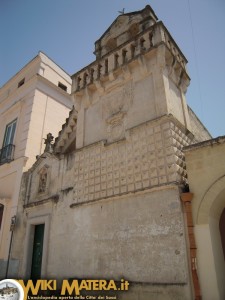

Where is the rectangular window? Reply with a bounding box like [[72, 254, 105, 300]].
[[18, 78, 25, 88], [3, 119, 17, 147], [0, 119, 17, 164], [58, 82, 67, 92]]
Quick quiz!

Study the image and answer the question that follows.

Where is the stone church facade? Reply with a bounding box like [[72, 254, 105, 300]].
[[10, 5, 213, 299]]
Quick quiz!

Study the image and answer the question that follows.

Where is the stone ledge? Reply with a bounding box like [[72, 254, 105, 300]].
[[24, 194, 59, 208], [183, 135, 225, 152], [70, 183, 179, 208]]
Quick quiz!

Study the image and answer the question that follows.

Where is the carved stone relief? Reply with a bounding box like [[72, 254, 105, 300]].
[[103, 81, 133, 142], [38, 166, 48, 194], [106, 111, 127, 142]]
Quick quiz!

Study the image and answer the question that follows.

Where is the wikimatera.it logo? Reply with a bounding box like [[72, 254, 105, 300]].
[[0, 279, 129, 300]]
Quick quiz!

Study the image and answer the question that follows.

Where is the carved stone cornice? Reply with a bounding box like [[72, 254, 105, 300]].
[[71, 22, 189, 95], [54, 106, 78, 154]]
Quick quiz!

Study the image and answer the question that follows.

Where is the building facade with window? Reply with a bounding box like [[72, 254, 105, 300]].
[[10, 6, 217, 299], [0, 52, 72, 277]]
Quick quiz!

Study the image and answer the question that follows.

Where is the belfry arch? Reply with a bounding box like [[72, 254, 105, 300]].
[[196, 176, 225, 300]]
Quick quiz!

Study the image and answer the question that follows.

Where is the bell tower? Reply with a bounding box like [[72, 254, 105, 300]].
[[71, 5, 192, 150]]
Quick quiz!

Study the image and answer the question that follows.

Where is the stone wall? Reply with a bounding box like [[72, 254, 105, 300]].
[[188, 106, 211, 142], [10, 115, 194, 299], [22, 115, 192, 209], [72, 117, 191, 205], [14, 171, 193, 299], [47, 187, 188, 283]]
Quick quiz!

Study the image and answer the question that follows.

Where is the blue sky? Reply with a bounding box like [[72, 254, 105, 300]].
[[1, 0, 225, 137]]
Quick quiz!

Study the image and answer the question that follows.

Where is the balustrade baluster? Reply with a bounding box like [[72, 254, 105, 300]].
[[104, 59, 108, 75]]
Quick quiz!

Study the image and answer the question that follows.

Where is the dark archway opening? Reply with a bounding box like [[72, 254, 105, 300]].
[[219, 208, 225, 260]]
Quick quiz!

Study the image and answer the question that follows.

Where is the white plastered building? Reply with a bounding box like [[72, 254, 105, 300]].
[[0, 52, 72, 277]]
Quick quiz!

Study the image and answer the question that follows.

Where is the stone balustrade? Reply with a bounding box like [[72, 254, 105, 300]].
[[163, 30, 186, 70], [71, 22, 188, 94]]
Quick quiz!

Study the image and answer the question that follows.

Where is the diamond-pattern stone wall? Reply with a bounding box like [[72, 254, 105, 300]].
[[73, 117, 192, 204]]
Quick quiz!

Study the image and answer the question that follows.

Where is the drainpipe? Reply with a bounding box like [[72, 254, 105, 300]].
[[5, 215, 16, 278], [181, 192, 201, 300]]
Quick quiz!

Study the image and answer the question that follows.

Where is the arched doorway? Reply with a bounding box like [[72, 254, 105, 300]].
[[195, 176, 225, 300]]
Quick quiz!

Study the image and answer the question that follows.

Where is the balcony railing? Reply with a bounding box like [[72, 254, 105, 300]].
[[0, 144, 15, 165]]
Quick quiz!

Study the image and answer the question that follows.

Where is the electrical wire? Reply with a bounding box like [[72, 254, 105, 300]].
[[187, 0, 204, 122]]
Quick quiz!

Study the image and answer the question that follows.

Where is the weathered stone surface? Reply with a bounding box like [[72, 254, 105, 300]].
[[184, 137, 225, 300], [9, 5, 214, 299], [47, 187, 188, 282]]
